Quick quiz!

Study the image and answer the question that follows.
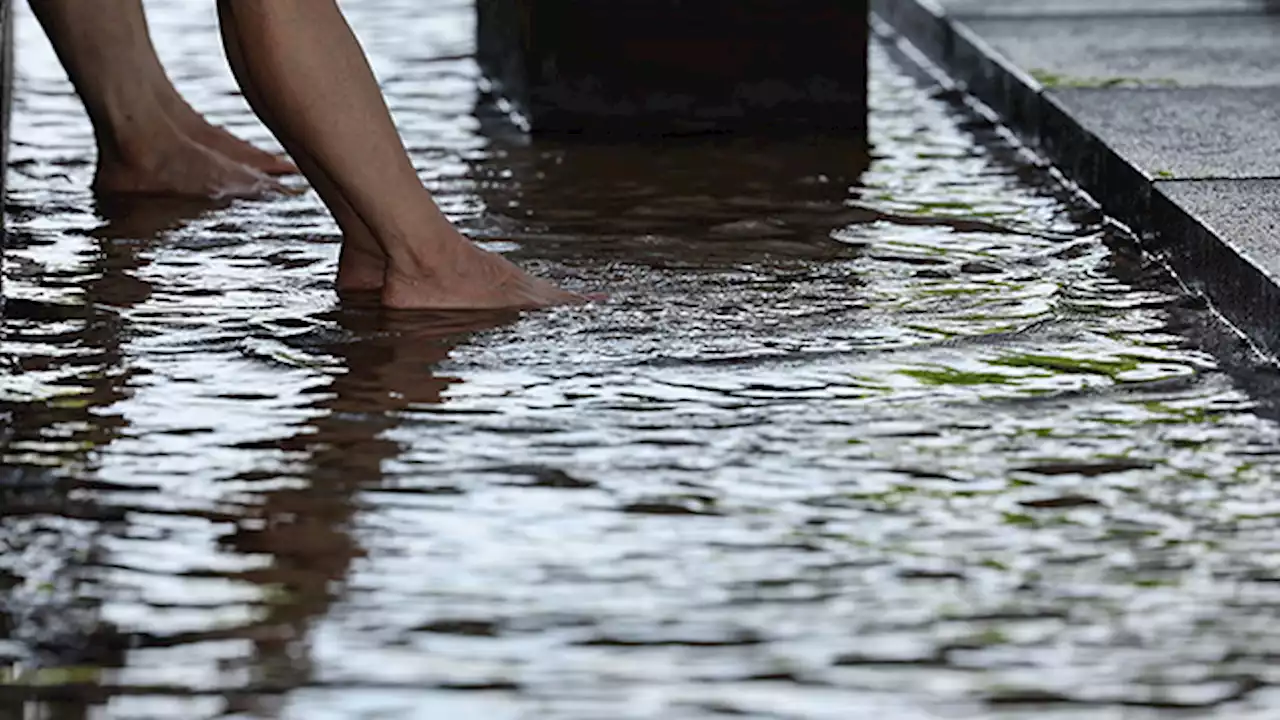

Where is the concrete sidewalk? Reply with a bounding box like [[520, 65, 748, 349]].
[[873, 0, 1280, 359]]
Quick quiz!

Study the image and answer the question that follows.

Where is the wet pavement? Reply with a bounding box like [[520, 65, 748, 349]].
[[6, 1, 1280, 718]]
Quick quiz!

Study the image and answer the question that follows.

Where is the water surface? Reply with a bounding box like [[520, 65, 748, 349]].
[[5, 1, 1280, 718]]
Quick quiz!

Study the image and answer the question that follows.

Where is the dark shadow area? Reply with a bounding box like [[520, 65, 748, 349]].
[[469, 95, 874, 272], [90, 195, 231, 242]]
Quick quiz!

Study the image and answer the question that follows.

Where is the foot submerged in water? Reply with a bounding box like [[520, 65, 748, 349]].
[[380, 249, 586, 311], [337, 223, 585, 311]]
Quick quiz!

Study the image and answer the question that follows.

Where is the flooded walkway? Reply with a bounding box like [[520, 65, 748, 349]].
[[5, 1, 1280, 718]]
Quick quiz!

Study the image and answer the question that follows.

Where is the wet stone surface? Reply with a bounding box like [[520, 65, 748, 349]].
[[6, 1, 1280, 718]]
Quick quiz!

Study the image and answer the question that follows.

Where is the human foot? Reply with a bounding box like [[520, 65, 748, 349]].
[[380, 236, 584, 311], [164, 96, 298, 176], [94, 132, 293, 199], [181, 121, 297, 176]]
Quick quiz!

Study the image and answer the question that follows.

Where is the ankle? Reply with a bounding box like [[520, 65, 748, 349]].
[[97, 111, 197, 173], [380, 208, 470, 266], [91, 76, 204, 168]]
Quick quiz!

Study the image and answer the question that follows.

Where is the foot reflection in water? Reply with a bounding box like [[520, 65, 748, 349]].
[[464, 121, 874, 270], [215, 307, 517, 719], [4, 188, 518, 715], [1, 197, 167, 716], [89, 196, 232, 309]]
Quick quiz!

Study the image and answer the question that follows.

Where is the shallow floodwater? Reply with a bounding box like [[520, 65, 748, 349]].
[[7, 1, 1280, 719]]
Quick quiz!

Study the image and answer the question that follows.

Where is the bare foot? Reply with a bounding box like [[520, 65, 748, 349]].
[[182, 121, 298, 176], [94, 133, 293, 199], [381, 235, 584, 311], [163, 94, 298, 176]]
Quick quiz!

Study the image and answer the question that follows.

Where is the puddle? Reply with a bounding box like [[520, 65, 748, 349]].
[[5, 1, 1280, 718]]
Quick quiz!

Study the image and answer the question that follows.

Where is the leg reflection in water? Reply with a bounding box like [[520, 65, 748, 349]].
[[6, 305, 514, 718], [213, 308, 517, 718], [0, 201, 153, 719]]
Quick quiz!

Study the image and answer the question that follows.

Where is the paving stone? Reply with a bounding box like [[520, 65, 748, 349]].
[[1158, 179, 1280, 277], [1049, 87, 1280, 179], [941, 0, 1271, 17], [1152, 179, 1280, 353], [966, 14, 1280, 87]]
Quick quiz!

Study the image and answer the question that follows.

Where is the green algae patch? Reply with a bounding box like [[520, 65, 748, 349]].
[[1029, 69, 1177, 89], [900, 367, 1014, 386], [1, 665, 104, 686], [991, 353, 1143, 380], [1140, 401, 1230, 425], [1001, 512, 1037, 527]]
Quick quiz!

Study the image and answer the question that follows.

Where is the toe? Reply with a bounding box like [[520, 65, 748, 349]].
[[259, 155, 300, 177]]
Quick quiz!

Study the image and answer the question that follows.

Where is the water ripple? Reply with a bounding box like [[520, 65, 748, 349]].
[[4, 1, 1280, 718]]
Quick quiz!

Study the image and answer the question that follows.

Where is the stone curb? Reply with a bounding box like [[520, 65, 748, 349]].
[[871, 0, 1280, 359], [0, 0, 13, 301]]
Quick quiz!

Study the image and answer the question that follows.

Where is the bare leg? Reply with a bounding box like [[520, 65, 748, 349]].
[[216, 0, 582, 310], [28, 0, 295, 198], [218, 13, 384, 292]]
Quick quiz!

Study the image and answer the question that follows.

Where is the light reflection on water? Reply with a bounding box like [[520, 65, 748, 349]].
[[5, 1, 1280, 718]]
